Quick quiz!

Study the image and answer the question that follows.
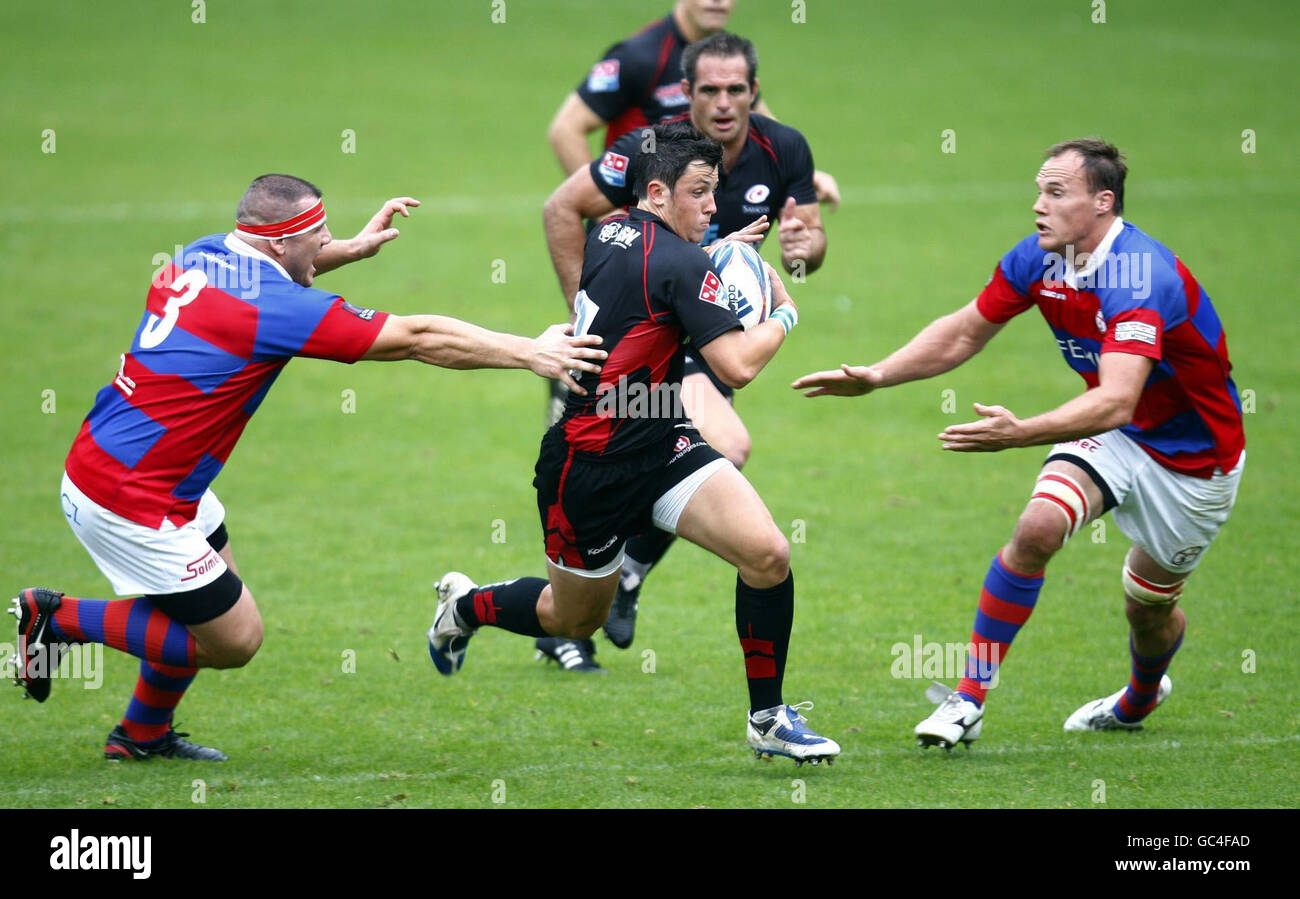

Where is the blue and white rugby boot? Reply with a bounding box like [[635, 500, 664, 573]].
[[747, 701, 840, 766], [427, 572, 477, 675]]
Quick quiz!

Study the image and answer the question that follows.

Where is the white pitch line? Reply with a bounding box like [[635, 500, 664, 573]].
[[3, 733, 1295, 798], [0, 177, 1292, 226]]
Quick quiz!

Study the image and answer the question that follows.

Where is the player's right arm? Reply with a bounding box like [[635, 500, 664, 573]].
[[543, 166, 619, 311], [698, 264, 800, 390], [361, 315, 606, 394], [792, 300, 1003, 397], [548, 93, 608, 175]]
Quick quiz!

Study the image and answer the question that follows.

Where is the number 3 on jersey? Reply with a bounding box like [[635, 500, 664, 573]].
[[140, 268, 208, 349]]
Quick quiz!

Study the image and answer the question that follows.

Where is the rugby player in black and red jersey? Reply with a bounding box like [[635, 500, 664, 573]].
[[543, 33, 828, 663], [428, 124, 839, 765], [548, 1, 840, 204]]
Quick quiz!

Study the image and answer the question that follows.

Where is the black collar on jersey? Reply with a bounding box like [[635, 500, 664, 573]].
[[624, 205, 679, 239]]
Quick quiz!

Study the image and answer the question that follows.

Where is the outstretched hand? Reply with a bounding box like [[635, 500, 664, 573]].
[[349, 197, 420, 258], [791, 364, 884, 397], [938, 403, 1025, 452], [530, 324, 606, 395]]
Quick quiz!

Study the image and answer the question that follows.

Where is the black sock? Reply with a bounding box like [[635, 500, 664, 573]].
[[623, 530, 676, 588], [735, 570, 794, 714], [455, 578, 549, 637]]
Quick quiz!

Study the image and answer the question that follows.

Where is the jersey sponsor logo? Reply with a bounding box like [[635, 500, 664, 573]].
[[589, 534, 620, 555], [744, 184, 770, 204], [1040, 287, 1068, 300], [1114, 321, 1157, 345], [181, 549, 220, 582], [342, 301, 376, 321], [1057, 337, 1100, 368], [698, 271, 724, 307], [1095, 310, 1107, 333], [1170, 545, 1205, 567], [587, 59, 620, 93], [653, 83, 688, 106], [674, 435, 691, 453], [742, 205, 770, 215], [597, 220, 641, 249], [598, 151, 630, 187]]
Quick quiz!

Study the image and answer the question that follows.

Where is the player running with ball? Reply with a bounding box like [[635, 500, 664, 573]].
[[428, 125, 839, 765], [544, 32, 828, 668], [794, 139, 1244, 746]]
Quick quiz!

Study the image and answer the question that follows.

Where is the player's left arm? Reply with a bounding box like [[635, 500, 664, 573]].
[[361, 316, 606, 394], [938, 351, 1155, 452], [777, 196, 826, 275], [313, 197, 420, 276], [751, 99, 840, 209]]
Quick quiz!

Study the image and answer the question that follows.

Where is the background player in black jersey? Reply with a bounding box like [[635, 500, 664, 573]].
[[427, 124, 839, 765], [548, 1, 841, 206], [542, 33, 828, 663]]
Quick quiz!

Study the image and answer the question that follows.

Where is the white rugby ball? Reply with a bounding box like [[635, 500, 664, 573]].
[[705, 240, 772, 331]]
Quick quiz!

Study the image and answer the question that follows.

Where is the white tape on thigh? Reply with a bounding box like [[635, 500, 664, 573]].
[[1029, 471, 1091, 541], [1122, 564, 1185, 605]]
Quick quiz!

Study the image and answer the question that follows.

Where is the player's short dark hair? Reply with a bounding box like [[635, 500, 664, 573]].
[[1045, 138, 1126, 215], [682, 32, 758, 88], [236, 173, 323, 225], [632, 121, 723, 200]]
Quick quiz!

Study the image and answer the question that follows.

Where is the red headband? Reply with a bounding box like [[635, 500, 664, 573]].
[[234, 199, 327, 240]]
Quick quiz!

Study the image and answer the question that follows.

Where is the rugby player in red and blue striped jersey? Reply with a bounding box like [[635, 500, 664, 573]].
[[10, 174, 606, 761], [794, 139, 1245, 746]]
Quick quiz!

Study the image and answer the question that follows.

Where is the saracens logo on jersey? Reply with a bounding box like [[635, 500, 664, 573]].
[[744, 184, 770, 204], [587, 59, 620, 93], [698, 271, 725, 307], [598, 151, 630, 187]]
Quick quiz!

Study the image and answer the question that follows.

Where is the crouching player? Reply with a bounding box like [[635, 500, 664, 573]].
[[10, 175, 606, 761], [428, 126, 838, 764], [793, 139, 1244, 746]]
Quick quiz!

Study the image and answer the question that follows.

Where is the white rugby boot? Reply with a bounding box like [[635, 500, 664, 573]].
[[915, 682, 983, 750], [427, 572, 478, 675], [1064, 675, 1172, 731], [747, 701, 840, 766]]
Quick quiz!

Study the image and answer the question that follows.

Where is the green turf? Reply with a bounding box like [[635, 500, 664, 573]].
[[1, 0, 1296, 808]]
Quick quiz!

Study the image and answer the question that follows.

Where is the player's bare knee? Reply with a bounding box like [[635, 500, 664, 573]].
[[1125, 597, 1178, 634], [743, 530, 790, 587], [1010, 506, 1068, 567]]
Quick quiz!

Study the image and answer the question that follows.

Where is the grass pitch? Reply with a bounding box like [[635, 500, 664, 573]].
[[1, 0, 1296, 808]]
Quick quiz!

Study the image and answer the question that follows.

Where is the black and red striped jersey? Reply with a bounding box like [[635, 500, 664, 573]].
[[590, 113, 816, 246], [575, 14, 691, 150], [558, 207, 741, 456]]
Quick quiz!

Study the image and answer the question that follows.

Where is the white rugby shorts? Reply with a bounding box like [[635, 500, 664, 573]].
[[1046, 430, 1244, 573], [60, 471, 229, 596]]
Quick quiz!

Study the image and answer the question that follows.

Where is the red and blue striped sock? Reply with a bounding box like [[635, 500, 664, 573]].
[[49, 596, 196, 667], [956, 552, 1044, 706], [1114, 628, 1183, 723], [118, 660, 198, 744]]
